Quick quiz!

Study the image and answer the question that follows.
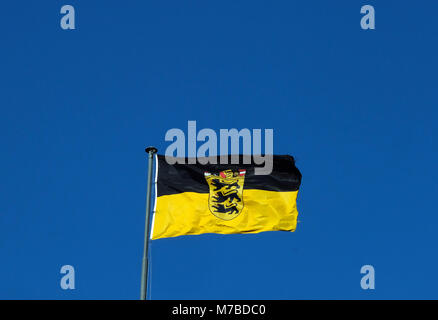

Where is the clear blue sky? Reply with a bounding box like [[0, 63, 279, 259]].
[[1, 1, 437, 299]]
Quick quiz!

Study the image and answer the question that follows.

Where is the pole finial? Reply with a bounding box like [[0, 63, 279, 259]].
[[145, 146, 158, 154]]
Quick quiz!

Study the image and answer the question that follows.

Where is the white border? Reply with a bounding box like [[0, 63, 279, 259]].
[[149, 154, 158, 240]]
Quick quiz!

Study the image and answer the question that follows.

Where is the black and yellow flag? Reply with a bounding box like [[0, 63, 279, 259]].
[[150, 155, 302, 240]]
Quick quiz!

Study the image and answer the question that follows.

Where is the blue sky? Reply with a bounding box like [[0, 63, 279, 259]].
[[1, 1, 437, 299]]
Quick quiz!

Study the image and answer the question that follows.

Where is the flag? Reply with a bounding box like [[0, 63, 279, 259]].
[[150, 155, 302, 240]]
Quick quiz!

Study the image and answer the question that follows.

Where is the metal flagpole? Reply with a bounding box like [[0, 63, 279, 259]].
[[140, 146, 157, 300]]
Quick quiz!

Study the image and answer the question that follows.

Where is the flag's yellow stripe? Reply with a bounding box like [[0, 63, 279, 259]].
[[151, 190, 299, 240]]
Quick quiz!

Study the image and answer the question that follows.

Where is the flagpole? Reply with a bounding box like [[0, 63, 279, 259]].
[[140, 146, 157, 300]]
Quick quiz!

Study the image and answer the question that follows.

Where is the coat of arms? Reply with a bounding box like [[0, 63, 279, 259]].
[[204, 169, 246, 220]]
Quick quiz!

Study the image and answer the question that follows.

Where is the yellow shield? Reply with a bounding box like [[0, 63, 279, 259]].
[[204, 169, 246, 220]]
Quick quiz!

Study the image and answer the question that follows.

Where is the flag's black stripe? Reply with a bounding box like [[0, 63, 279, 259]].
[[156, 155, 302, 196]]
